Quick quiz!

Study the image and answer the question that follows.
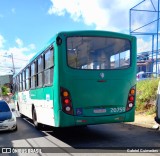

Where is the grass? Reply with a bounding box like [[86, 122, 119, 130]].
[[136, 78, 159, 115]]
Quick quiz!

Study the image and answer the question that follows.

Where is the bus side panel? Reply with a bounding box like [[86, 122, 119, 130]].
[[36, 86, 55, 126]]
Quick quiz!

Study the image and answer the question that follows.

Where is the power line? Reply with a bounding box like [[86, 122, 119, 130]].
[[0, 54, 29, 61], [0, 66, 21, 69], [0, 53, 29, 75]]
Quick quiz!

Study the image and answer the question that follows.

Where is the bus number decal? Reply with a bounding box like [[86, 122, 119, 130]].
[[110, 107, 125, 113]]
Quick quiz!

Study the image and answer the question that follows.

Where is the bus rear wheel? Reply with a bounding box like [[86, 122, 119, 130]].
[[32, 108, 42, 130]]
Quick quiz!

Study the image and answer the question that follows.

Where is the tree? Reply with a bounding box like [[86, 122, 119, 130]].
[[1, 86, 9, 96]]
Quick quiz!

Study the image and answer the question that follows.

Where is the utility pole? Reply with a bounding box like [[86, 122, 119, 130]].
[[11, 53, 15, 75]]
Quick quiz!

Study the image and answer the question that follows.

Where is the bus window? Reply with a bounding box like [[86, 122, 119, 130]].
[[26, 66, 31, 90], [44, 49, 53, 69], [67, 37, 131, 70], [37, 56, 43, 87], [23, 71, 26, 90], [38, 56, 43, 72], [110, 50, 130, 69], [31, 63, 36, 88], [44, 48, 54, 85], [19, 74, 22, 92]]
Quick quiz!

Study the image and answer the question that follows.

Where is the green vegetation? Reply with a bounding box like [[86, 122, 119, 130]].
[[136, 78, 159, 115], [1, 86, 9, 96]]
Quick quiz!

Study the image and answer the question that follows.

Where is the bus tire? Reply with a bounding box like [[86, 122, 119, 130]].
[[32, 108, 42, 130]]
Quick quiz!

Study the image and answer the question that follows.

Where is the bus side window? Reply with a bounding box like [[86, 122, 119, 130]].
[[31, 62, 36, 89], [26, 66, 31, 90], [12, 78, 15, 94], [17, 75, 20, 92], [44, 47, 54, 86], [15, 76, 18, 92], [23, 70, 26, 91], [37, 55, 43, 87], [19, 73, 22, 92], [21, 73, 23, 91]]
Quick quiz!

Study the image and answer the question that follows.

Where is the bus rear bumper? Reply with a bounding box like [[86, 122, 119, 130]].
[[74, 109, 135, 126], [58, 108, 135, 127]]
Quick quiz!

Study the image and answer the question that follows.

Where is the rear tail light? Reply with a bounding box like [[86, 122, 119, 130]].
[[128, 96, 134, 102], [60, 87, 73, 115], [63, 91, 69, 97], [126, 86, 136, 111], [64, 99, 70, 104]]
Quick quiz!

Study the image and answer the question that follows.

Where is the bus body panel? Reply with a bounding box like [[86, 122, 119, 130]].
[[61, 78, 131, 116], [56, 31, 136, 126]]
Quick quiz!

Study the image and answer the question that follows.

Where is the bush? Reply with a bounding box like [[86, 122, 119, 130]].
[[136, 79, 159, 114], [1, 86, 9, 96]]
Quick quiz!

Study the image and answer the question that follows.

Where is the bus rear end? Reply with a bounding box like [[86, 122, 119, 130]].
[[56, 31, 136, 127]]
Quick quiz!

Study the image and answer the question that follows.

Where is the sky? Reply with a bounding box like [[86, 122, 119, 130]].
[[0, 0, 158, 75]]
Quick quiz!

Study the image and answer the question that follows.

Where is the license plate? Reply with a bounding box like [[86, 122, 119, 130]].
[[94, 109, 106, 113]]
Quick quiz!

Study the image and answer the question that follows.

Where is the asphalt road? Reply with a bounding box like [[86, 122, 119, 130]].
[[0, 108, 160, 156]]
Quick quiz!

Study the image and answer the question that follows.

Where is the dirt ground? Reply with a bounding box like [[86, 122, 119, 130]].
[[129, 113, 158, 128]]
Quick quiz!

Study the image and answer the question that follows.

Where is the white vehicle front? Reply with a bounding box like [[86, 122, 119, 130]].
[[0, 113, 17, 131], [0, 100, 17, 131]]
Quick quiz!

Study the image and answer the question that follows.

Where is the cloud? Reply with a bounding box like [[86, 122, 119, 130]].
[[15, 38, 23, 47], [47, 0, 158, 54], [137, 35, 160, 53], [137, 37, 152, 53], [0, 36, 36, 75], [48, 0, 141, 32], [0, 35, 5, 48]]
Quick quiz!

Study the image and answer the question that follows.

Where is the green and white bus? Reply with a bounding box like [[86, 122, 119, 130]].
[[12, 30, 137, 129]]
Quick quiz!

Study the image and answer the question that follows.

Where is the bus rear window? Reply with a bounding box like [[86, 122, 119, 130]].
[[67, 37, 131, 70]]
